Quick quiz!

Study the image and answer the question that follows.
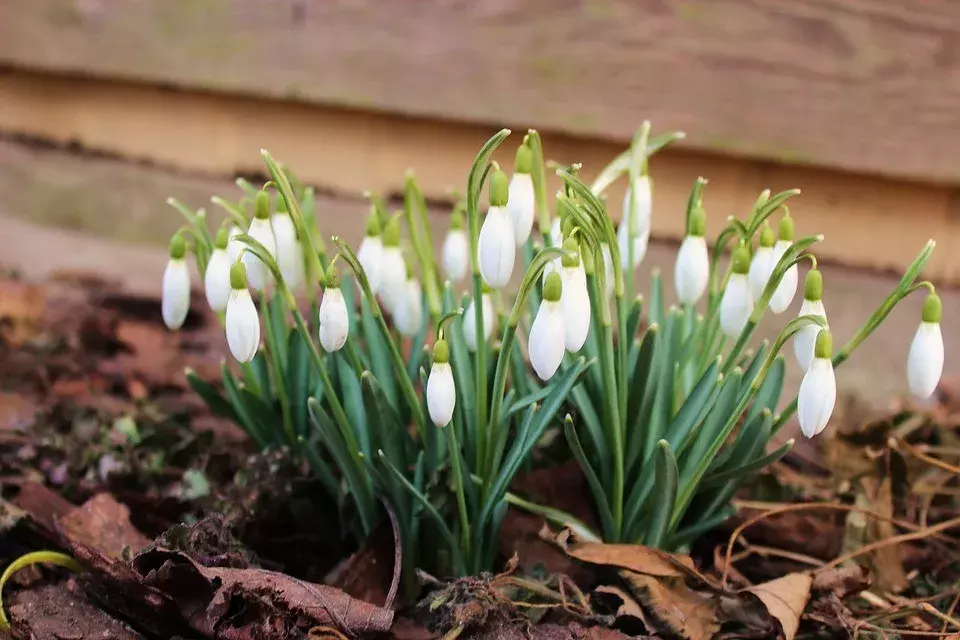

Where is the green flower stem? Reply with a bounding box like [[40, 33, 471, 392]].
[[210, 196, 250, 228], [590, 128, 687, 197], [445, 424, 471, 558], [403, 172, 442, 320], [0, 551, 84, 632], [526, 130, 551, 239], [260, 294, 296, 446]]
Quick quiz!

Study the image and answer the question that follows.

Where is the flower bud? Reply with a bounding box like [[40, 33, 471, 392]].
[[225, 262, 260, 362], [442, 207, 469, 282], [793, 268, 827, 371], [318, 271, 349, 352], [377, 215, 407, 314], [478, 167, 516, 288], [798, 329, 836, 437], [907, 293, 944, 400], [719, 245, 753, 337], [674, 206, 708, 304], [529, 272, 565, 380], [427, 339, 456, 427], [203, 231, 232, 312], [769, 213, 798, 313], [162, 233, 190, 330], [463, 290, 495, 352], [243, 197, 276, 292], [507, 143, 536, 246]]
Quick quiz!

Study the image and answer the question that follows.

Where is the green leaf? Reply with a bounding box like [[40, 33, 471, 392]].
[[746, 355, 785, 425], [360, 295, 399, 409], [644, 440, 679, 547], [648, 270, 664, 327], [266, 294, 290, 368], [564, 417, 615, 540], [590, 130, 686, 196], [668, 507, 735, 549], [569, 382, 607, 479], [245, 353, 274, 405], [644, 309, 681, 461], [286, 329, 312, 438], [298, 435, 341, 505], [186, 369, 236, 422], [701, 433, 792, 489], [335, 353, 368, 456], [665, 358, 720, 453], [220, 364, 267, 449], [626, 327, 658, 475], [625, 296, 645, 344]]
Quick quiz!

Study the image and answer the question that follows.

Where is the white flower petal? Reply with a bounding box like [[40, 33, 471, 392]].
[[162, 258, 191, 330], [358, 236, 384, 293], [793, 299, 827, 371], [601, 243, 615, 298], [427, 362, 456, 427], [674, 236, 709, 304], [225, 289, 260, 362], [748, 246, 775, 302], [617, 222, 650, 269], [442, 229, 469, 282], [463, 293, 495, 352], [720, 273, 754, 337], [769, 240, 798, 313], [478, 206, 515, 288], [907, 322, 944, 400], [271, 213, 303, 289], [242, 218, 276, 292], [377, 247, 406, 314], [318, 287, 350, 352], [622, 175, 652, 234], [549, 217, 563, 247], [507, 173, 535, 246], [562, 266, 591, 352], [226, 226, 244, 263], [203, 249, 232, 312], [798, 356, 836, 437], [529, 300, 565, 381], [395, 279, 423, 337]]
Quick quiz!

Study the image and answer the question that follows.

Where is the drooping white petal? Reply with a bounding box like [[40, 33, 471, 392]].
[[507, 173, 535, 246], [769, 240, 798, 313], [602, 243, 615, 298], [798, 356, 837, 437], [318, 287, 350, 352], [617, 221, 650, 269], [549, 217, 563, 247], [242, 218, 276, 292], [720, 273, 754, 337], [225, 288, 260, 362], [478, 206, 515, 288], [427, 362, 456, 427], [226, 226, 244, 263], [463, 293, 495, 352], [529, 299, 565, 381], [562, 265, 591, 352], [674, 236, 709, 304], [271, 213, 304, 289], [622, 175, 652, 234], [162, 258, 191, 330], [377, 246, 406, 314], [203, 249, 232, 312], [442, 229, 469, 282], [358, 236, 384, 293], [793, 299, 827, 371], [907, 322, 944, 400], [749, 246, 775, 302], [395, 279, 423, 338]]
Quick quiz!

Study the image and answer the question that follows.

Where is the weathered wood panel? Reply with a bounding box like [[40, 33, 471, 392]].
[[1, 0, 959, 183]]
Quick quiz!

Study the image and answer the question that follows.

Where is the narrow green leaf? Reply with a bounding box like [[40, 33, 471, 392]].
[[335, 352, 369, 456], [625, 296, 645, 344], [648, 270, 664, 327], [668, 507, 735, 549], [644, 440, 679, 547], [746, 355, 785, 425], [298, 435, 341, 505], [186, 369, 236, 422], [285, 329, 312, 438], [220, 364, 267, 449], [626, 327, 659, 475], [360, 295, 399, 409], [701, 435, 792, 489], [266, 294, 289, 368], [564, 417, 615, 541], [664, 359, 720, 452]]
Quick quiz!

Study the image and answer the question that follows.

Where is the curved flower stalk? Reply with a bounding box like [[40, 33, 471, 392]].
[[907, 291, 944, 399], [162, 233, 191, 330], [442, 205, 469, 282]]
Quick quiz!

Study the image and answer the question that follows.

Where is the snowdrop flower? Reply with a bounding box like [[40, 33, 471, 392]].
[[769, 213, 798, 313], [318, 266, 349, 352], [622, 174, 652, 238], [378, 216, 407, 315], [749, 222, 776, 303], [477, 167, 515, 288], [442, 206, 469, 283], [798, 329, 836, 438], [358, 210, 384, 293], [395, 270, 424, 338], [720, 244, 754, 337], [560, 238, 590, 353], [463, 287, 495, 352], [617, 222, 650, 270], [226, 225, 244, 263], [225, 262, 260, 363], [426, 338, 456, 427], [271, 209, 304, 290], [549, 216, 562, 247], [203, 227, 233, 312], [907, 292, 944, 400], [507, 141, 535, 246], [674, 205, 709, 304], [793, 268, 827, 371], [601, 243, 615, 299], [243, 190, 277, 292], [529, 272, 566, 381], [162, 233, 191, 330]]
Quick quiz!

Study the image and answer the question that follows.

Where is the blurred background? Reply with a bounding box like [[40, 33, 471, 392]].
[[0, 0, 958, 407]]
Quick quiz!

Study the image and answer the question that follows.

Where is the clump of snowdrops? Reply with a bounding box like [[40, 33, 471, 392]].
[[163, 125, 945, 579]]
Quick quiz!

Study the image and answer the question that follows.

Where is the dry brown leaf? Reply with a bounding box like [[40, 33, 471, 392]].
[[0, 280, 45, 345], [553, 528, 697, 579], [595, 584, 644, 622], [58, 493, 151, 559], [622, 572, 719, 640], [745, 572, 812, 640]]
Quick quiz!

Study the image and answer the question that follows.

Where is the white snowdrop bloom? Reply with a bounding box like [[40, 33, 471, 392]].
[[226, 225, 244, 263], [720, 245, 754, 337], [798, 329, 837, 438], [271, 211, 303, 290], [318, 269, 349, 352], [769, 214, 798, 314], [377, 216, 407, 315], [622, 174, 652, 237], [463, 291, 495, 352], [395, 277, 423, 338], [507, 143, 535, 246], [617, 221, 650, 269], [559, 239, 590, 353], [529, 272, 566, 381], [243, 192, 276, 292], [225, 262, 260, 363], [162, 233, 191, 330], [442, 208, 469, 283], [601, 243, 615, 299], [203, 228, 233, 313], [749, 223, 776, 303], [793, 268, 827, 371], [549, 216, 563, 247], [674, 206, 709, 305], [426, 339, 456, 427], [357, 211, 384, 292], [478, 168, 515, 288], [907, 293, 944, 400]]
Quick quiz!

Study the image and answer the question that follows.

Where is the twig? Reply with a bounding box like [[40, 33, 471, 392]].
[[818, 515, 960, 572], [941, 592, 960, 634], [920, 603, 960, 631], [890, 438, 960, 475]]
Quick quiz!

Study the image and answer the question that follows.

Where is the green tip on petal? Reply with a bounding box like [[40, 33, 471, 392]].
[[450, 206, 465, 231], [814, 329, 833, 359], [514, 143, 533, 175], [922, 292, 942, 323], [254, 190, 271, 220], [731, 244, 751, 275], [481, 281, 494, 295], [688, 206, 706, 237], [778, 211, 794, 242], [383, 215, 402, 246], [324, 263, 341, 289], [229, 261, 248, 290], [561, 237, 581, 268], [276, 195, 288, 213], [433, 338, 450, 364], [489, 168, 509, 207], [543, 271, 563, 302], [364, 209, 382, 237], [169, 233, 187, 259], [759, 222, 775, 248], [804, 268, 823, 301], [214, 226, 230, 250]]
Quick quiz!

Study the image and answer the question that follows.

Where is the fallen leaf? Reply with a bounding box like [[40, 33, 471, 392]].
[[553, 528, 698, 579], [595, 584, 644, 622], [58, 494, 151, 559], [0, 280, 45, 345], [9, 581, 145, 640], [745, 572, 812, 640], [811, 565, 869, 598], [622, 572, 719, 640]]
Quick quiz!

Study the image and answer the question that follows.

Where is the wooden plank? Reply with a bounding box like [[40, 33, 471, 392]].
[[1, 1, 959, 183], [1, 69, 958, 282]]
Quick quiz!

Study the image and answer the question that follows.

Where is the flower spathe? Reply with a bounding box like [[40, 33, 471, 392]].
[[318, 275, 349, 352], [907, 293, 944, 400], [769, 214, 798, 313], [529, 272, 565, 381], [798, 329, 836, 437], [720, 246, 754, 337], [507, 143, 535, 246], [394, 277, 423, 338], [674, 206, 709, 304], [162, 233, 191, 330], [793, 269, 826, 371], [271, 212, 304, 290], [442, 208, 469, 282], [426, 339, 455, 427], [463, 292, 494, 352], [225, 262, 260, 363]]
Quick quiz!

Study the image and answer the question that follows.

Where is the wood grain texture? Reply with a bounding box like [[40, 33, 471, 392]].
[[1, 0, 959, 183]]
